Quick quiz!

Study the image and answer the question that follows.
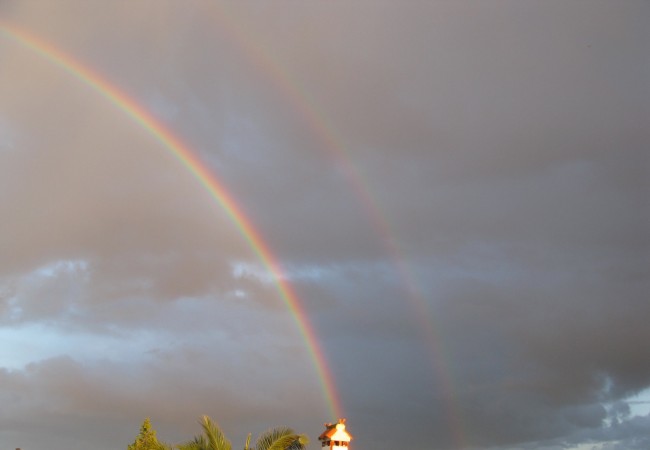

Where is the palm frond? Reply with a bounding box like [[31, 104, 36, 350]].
[[255, 428, 308, 450], [255, 427, 292, 450], [294, 434, 309, 449], [176, 436, 208, 450], [177, 435, 208, 450], [200, 415, 232, 450]]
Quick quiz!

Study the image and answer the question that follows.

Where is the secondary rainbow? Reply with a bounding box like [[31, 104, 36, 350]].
[[0, 22, 342, 420], [206, 5, 467, 447]]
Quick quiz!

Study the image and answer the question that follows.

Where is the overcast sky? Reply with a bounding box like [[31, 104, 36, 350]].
[[0, 2, 648, 450]]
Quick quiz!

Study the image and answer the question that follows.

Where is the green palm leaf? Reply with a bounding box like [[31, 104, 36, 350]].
[[201, 416, 232, 450], [177, 416, 307, 450], [255, 427, 309, 450], [178, 416, 232, 450], [177, 435, 208, 450]]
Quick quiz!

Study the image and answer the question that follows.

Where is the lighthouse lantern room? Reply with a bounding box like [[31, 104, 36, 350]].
[[319, 419, 352, 450]]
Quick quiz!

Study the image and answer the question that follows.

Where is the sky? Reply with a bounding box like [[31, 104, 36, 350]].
[[0, 1, 648, 450]]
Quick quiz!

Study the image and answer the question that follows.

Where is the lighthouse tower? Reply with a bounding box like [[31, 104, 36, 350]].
[[319, 419, 352, 450]]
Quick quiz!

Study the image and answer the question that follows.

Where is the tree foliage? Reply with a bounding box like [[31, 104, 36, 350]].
[[178, 416, 308, 450], [178, 416, 232, 450], [254, 426, 309, 450], [127, 417, 172, 450]]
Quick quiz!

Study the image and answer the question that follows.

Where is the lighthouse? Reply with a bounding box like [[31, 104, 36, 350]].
[[319, 419, 352, 450]]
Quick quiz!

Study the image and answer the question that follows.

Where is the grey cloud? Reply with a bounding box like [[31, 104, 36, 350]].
[[0, 1, 648, 450]]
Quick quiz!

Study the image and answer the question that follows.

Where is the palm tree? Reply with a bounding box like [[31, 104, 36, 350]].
[[178, 416, 308, 450], [177, 416, 232, 450], [252, 427, 309, 450]]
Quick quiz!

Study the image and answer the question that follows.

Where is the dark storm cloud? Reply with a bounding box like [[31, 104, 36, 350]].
[[237, 2, 649, 448]]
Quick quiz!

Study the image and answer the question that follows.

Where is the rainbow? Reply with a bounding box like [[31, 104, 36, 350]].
[[0, 22, 342, 420], [206, 5, 467, 447]]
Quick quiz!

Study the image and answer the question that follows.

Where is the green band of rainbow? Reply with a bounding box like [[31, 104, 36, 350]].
[[0, 22, 342, 420]]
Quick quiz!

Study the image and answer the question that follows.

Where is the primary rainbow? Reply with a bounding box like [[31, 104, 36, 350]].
[[0, 22, 342, 420]]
